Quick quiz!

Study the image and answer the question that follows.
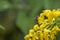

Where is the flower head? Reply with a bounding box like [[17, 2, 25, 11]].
[[24, 9, 60, 40]]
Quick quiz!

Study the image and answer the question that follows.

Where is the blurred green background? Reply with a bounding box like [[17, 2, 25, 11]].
[[0, 0, 60, 40]]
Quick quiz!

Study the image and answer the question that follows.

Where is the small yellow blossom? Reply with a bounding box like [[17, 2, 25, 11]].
[[40, 23, 48, 30], [24, 35, 30, 40], [29, 29, 35, 37], [39, 31, 43, 40], [38, 17, 44, 24], [43, 29, 50, 40], [33, 24, 39, 31]]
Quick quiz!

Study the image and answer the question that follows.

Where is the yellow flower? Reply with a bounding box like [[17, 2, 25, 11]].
[[43, 29, 50, 40], [40, 23, 48, 30], [38, 16, 44, 24], [24, 9, 60, 40], [49, 25, 60, 40], [29, 29, 35, 37], [24, 35, 30, 40], [39, 31, 43, 40], [53, 9, 60, 17], [50, 32, 56, 40], [33, 24, 39, 31], [51, 25, 60, 34]]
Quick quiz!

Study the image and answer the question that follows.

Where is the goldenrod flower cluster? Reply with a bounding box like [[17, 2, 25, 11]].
[[24, 9, 60, 40]]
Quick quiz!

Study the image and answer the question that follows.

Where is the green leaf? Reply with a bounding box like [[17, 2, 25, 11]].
[[0, 1, 11, 11], [29, 0, 43, 18], [44, 0, 60, 9], [16, 11, 35, 35], [56, 32, 60, 40], [0, 25, 5, 30]]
